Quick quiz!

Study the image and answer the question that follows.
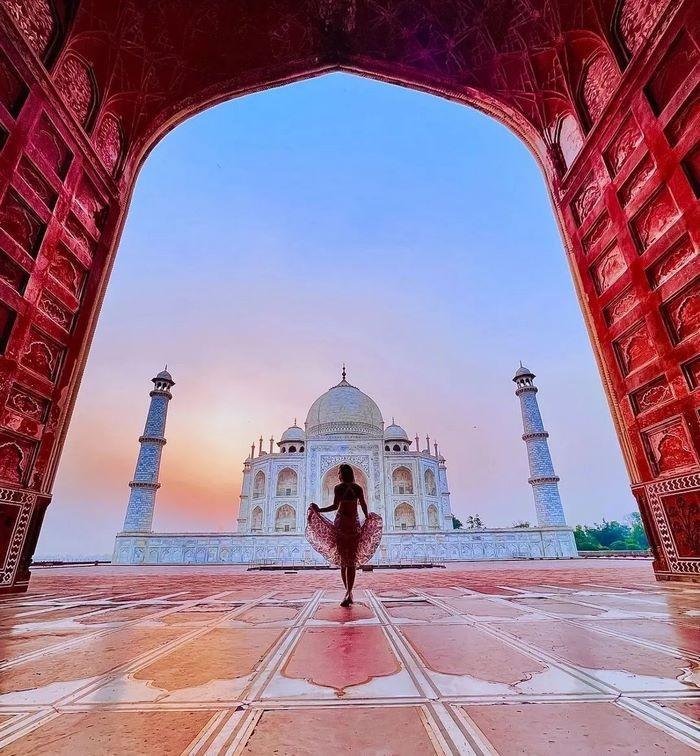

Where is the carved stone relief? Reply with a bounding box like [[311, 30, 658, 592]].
[[643, 419, 696, 474], [631, 186, 678, 251], [591, 243, 626, 294], [647, 236, 696, 289], [0, 189, 44, 257], [663, 279, 700, 343], [631, 376, 672, 414], [605, 116, 643, 175], [614, 321, 657, 375]]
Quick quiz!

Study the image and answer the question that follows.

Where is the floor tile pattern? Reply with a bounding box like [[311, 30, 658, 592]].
[[0, 560, 698, 754]]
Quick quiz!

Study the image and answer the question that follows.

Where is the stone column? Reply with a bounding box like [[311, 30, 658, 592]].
[[122, 370, 175, 532], [513, 365, 566, 526]]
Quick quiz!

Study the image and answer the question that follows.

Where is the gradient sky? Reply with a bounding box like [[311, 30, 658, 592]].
[[38, 73, 636, 556]]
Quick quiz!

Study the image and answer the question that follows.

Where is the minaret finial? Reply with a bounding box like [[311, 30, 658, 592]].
[[342, 363, 346, 381], [294, 417, 297, 426]]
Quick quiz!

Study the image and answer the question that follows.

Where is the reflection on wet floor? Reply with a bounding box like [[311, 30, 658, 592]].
[[0, 560, 698, 753]]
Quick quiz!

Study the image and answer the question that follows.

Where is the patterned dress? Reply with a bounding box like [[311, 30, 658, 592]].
[[306, 484, 383, 567]]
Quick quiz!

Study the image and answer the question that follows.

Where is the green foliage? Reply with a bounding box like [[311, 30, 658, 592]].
[[573, 513, 650, 551], [451, 515, 463, 530]]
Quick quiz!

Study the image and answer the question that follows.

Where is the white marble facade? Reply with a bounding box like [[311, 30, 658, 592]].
[[114, 370, 578, 564], [237, 372, 453, 536]]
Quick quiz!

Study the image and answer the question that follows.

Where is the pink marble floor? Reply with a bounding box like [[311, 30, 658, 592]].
[[0, 559, 698, 754]]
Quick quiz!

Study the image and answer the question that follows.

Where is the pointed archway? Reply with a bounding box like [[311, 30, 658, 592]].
[[0, 0, 697, 590]]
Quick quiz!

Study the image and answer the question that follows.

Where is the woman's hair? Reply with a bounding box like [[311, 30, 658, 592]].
[[339, 464, 354, 483]]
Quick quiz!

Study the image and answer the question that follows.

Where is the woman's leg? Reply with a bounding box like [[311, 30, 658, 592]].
[[346, 566, 356, 601], [340, 566, 347, 590]]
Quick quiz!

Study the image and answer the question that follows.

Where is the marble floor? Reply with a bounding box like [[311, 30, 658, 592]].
[[0, 559, 698, 754]]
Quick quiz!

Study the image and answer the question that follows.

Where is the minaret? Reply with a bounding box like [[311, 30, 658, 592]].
[[122, 369, 175, 532], [513, 365, 566, 526]]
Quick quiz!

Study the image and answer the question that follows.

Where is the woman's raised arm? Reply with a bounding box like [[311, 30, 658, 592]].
[[357, 484, 369, 518]]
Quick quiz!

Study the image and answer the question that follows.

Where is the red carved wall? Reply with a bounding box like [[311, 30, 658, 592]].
[[0, 0, 697, 591]]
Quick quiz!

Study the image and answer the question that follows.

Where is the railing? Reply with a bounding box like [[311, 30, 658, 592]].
[[577, 550, 651, 558]]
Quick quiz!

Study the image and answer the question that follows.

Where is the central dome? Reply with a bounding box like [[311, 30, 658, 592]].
[[305, 375, 383, 438]]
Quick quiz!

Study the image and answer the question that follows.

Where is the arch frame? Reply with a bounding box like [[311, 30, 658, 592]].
[[0, 0, 697, 591]]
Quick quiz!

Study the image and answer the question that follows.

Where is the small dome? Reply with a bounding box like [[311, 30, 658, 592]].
[[513, 364, 534, 380], [384, 422, 409, 441], [153, 369, 174, 384], [280, 424, 305, 443]]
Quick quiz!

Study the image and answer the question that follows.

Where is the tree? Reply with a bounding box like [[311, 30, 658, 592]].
[[512, 520, 531, 528], [451, 515, 463, 530], [573, 525, 603, 551], [465, 514, 485, 529], [587, 519, 630, 549], [626, 511, 649, 550]]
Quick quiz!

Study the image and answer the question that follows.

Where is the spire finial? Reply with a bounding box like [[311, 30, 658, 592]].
[[342, 363, 346, 381], [392, 416, 395, 425], [294, 417, 297, 426]]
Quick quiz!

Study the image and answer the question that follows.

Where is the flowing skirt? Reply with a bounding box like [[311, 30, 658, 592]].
[[306, 508, 383, 567]]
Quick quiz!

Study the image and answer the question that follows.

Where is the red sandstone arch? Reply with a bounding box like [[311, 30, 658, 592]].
[[0, 0, 697, 591]]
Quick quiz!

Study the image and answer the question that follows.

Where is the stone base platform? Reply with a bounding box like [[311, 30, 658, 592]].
[[0, 559, 698, 754], [113, 527, 578, 565]]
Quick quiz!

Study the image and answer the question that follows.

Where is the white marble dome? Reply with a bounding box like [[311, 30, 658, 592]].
[[305, 377, 383, 437], [280, 424, 305, 443], [384, 422, 409, 441]]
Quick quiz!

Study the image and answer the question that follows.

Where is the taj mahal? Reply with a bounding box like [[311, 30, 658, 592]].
[[113, 367, 578, 565]]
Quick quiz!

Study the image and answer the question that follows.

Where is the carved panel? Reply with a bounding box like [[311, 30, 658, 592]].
[[65, 214, 95, 260], [631, 186, 678, 251], [7, 385, 49, 422], [20, 327, 64, 381], [643, 419, 696, 474], [663, 278, 700, 343], [605, 116, 643, 176], [17, 158, 57, 210], [582, 212, 612, 257], [630, 376, 672, 414], [591, 243, 626, 294], [664, 87, 699, 146], [0, 432, 37, 486], [659, 492, 700, 558], [604, 288, 636, 325], [619, 155, 655, 206], [646, 31, 699, 114], [614, 321, 657, 375], [682, 356, 700, 390], [648, 236, 696, 289], [38, 291, 73, 332], [74, 176, 106, 229], [0, 250, 28, 294], [3, 0, 56, 58], [616, 0, 671, 56], [557, 113, 583, 170], [646, 475, 700, 573], [53, 55, 95, 127], [571, 173, 600, 225], [0, 49, 27, 115], [581, 53, 621, 125], [31, 114, 71, 178], [93, 114, 123, 175], [0, 302, 16, 353], [48, 245, 86, 299], [0, 189, 45, 257]]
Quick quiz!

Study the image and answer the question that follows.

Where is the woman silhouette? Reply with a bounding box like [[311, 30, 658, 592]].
[[306, 464, 383, 606]]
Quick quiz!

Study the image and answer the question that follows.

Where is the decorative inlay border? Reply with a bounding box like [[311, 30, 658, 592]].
[[646, 474, 700, 574]]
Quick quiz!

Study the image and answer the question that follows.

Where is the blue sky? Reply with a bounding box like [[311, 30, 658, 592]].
[[39, 73, 635, 556]]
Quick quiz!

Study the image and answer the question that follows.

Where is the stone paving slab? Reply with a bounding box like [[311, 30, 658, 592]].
[[0, 559, 698, 754]]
